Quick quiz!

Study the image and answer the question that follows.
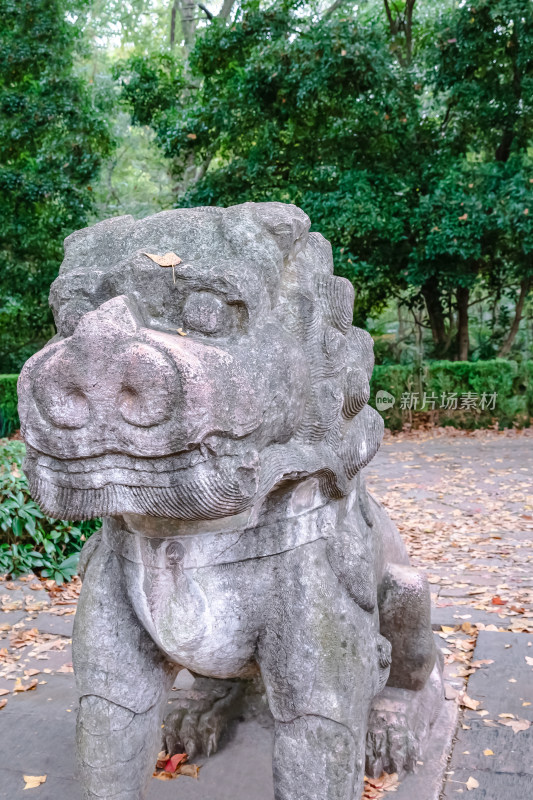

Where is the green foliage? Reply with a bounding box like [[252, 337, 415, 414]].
[[435, 0, 533, 160], [0, 375, 19, 437], [0, 439, 101, 581], [371, 359, 532, 430], [0, 0, 114, 373], [113, 54, 184, 127], [90, 112, 175, 222], [86, 0, 172, 62], [116, 0, 533, 355]]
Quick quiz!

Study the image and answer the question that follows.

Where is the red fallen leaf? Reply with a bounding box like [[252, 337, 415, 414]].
[[164, 753, 187, 773], [491, 596, 506, 606]]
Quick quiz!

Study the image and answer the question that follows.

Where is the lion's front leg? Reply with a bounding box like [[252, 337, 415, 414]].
[[73, 538, 178, 800], [259, 542, 388, 800]]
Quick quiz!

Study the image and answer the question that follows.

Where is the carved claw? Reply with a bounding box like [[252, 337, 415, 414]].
[[365, 661, 444, 778], [162, 677, 245, 759], [366, 702, 424, 777]]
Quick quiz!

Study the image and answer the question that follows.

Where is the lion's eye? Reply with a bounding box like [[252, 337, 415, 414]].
[[182, 291, 229, 335]]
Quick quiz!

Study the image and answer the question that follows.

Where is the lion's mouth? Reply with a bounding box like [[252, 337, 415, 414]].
[[25, 447, 212, 489], [24, 445, 260, 521]]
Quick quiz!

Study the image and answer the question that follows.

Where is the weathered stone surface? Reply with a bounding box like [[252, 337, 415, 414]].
[[19, 202, 444, 800], [394, 697, 458, 800]]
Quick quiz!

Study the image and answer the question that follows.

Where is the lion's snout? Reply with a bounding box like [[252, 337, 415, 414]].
[[21, 296, 179, 452], [35, 339, 176, 433], [19, 295, 262, 462]]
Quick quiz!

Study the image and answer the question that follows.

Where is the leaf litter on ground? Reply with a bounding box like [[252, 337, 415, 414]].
[[153, 751, 200, 781]]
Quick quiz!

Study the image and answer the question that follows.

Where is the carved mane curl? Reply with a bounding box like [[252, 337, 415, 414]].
[[252, 202, 383, 502]]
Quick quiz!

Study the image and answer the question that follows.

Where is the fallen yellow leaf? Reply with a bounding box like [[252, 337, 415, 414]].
[[13, 678, 38, 693], [23, 775, 46, 790], [483, 749, 494, 756], [461, 694, 480, 710], [500, 718, 531, 733]]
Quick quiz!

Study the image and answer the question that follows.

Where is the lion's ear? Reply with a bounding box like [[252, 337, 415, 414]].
[[340, 406, 384, 481], [250, 202, 311, 258]]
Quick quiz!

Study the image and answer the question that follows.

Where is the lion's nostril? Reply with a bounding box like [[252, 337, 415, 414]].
[[117, 343, 177, 429], [118, 381, 172, 429], [46, 389, 90, 430], [119, 387, 138, 415]]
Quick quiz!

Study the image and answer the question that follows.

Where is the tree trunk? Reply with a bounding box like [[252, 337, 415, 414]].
[[456, 286, 470, 361], [170, 0, 178, 47], [498, 278, 531, 357], [421, 281, 447, 350], [170, 0, 198, 52]]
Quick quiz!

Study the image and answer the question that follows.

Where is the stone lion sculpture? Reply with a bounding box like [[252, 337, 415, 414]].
[[19, 202, 444, 800]]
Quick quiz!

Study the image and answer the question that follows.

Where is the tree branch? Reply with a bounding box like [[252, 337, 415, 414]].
[[498, 278, 532, 357], [198, 2, 213, 20], [383, 0, 395, 32], [170, 0, 179, 47], [217, 0, 235, 20], [404, 0, 416, 64], [323, 0, 349, 19]]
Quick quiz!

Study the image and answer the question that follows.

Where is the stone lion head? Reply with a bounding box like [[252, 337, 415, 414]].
[[19, 202, 382, 521]]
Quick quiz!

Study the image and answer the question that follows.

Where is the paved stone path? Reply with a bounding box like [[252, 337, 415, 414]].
[[0, 429, 531, 799], [368, 428, 533, 625]]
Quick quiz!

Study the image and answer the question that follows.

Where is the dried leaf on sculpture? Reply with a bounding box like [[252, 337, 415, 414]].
[[142, 252, 182, 267]]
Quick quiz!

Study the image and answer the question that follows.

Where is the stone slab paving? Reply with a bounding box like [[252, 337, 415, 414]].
[[366, 429, 533, 626], [430, 605, 518, 630], [441, 631, 533, 798], [0, 679, 275, 800], [30, 611, 75, 638], [0, 665, 459, 800]]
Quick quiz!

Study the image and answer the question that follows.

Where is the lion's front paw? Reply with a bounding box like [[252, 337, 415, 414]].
[[365, 661, 444, 778], [162, 676, 245, 759]]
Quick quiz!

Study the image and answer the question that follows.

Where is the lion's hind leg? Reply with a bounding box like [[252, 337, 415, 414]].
[[366, 563, 444, 777]]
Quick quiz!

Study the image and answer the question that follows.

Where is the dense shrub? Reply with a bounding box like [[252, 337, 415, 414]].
[[0, 374, 18, 437], [371, 359, 532, 431], [0, 439, 100, 581]]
